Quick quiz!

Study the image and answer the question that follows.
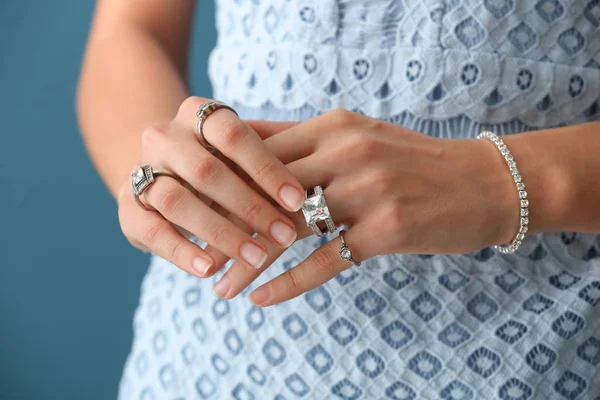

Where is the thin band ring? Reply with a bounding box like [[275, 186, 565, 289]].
[[339, 229, 361, 267], [196, 101, 239, 153]]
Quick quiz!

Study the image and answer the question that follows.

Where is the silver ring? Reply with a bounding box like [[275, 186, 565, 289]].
[[196, 101, 238, 153], [131, 165, 179, 210], [339, 229, 361, 267], [301, 185, 336, 237]]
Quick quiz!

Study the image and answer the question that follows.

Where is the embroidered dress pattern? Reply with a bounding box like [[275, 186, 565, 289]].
[[119, 1, 600, 399]]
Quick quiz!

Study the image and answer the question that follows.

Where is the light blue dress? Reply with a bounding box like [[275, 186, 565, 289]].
[[118, 1, 600, 399]]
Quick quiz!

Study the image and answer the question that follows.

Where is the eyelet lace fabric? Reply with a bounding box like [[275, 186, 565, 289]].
[[118, 1, 600, 399], [209, 0, 600, 127]]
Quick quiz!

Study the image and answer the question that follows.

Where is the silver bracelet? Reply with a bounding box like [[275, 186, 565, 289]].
[[477, 131, 529, 254]]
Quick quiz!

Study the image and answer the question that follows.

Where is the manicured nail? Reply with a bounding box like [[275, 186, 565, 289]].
[[241, 242, 268, 269], [270, 221, 297, 248], [192, 256, 213, 276], [212, 274, 230, 298], [250, 285, 270, 306], [279, 184, 304, 212]]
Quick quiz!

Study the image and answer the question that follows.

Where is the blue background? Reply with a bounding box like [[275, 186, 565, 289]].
[[0, 2, 216, 398]]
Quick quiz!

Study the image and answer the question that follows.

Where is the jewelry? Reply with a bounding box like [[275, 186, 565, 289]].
[[196, 101, 238, 153], [339, 230, 361, 266], [477, 131, 529, 254], [301, 185, 336, 237], [131, 165, 179, 210]]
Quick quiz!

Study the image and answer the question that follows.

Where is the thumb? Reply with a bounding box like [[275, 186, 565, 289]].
[[246, 120, 299, 140]]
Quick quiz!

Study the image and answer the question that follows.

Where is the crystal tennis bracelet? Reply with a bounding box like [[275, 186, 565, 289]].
[[477, 131, 528, 254]]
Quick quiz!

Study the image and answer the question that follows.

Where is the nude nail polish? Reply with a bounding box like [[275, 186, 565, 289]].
[[240, 242, 268, 269], [279, 184, 304, 212]]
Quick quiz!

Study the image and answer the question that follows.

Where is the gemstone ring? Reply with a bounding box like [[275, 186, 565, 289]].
[[301, 185, 336, 237], [131, 165, 180, 210]]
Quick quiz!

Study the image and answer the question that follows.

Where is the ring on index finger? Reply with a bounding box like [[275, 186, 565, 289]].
[[196, 101, 239, 153]]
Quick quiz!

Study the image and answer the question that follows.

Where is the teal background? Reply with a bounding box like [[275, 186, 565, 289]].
[[0, 2, 216, 398]]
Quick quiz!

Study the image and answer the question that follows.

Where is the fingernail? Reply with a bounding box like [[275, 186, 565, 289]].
[[192, 256, 213, 276], [212, 274, 230, 298], [270, 221, 297, 248], [250, 285, 270, 305], [279, 184, 304, 212], [241, 242, 268, 269]]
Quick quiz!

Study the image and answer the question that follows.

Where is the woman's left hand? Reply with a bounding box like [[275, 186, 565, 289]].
[[211, 109, 522, 306]]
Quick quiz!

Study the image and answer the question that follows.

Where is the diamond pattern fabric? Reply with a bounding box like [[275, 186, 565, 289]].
[[118, 1, 600, 398]]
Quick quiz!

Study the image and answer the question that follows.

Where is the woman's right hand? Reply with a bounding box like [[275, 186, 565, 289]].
[[116, 97, 305, 278]]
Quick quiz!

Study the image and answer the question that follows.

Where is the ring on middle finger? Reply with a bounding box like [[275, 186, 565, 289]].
[[301, 185, 336, 237]]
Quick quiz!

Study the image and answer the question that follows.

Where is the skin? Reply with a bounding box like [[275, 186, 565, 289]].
[[77, 1, 305, 276], [203, 113, 600, 306], [77, 1, 600, 308]]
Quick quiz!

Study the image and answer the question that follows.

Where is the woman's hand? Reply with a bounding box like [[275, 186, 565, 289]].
[[211, 109, 521, 306], [116, 97, 306, 278]]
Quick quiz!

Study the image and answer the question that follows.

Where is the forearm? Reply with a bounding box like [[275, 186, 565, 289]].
[[503, 121, 600, 235], [76, 12, 189, 199]]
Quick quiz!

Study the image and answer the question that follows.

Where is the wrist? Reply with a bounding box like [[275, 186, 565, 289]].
[[458, 137, 522, 246], [502, 130, 573, 234]]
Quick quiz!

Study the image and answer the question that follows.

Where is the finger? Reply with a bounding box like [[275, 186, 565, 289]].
[[202, 201, 238, 270], [178, 97, 307, 213], [246, 120, 299, 140], [204, 208, 264, 275], [208, 154, 352, 291], [284, 154, 336, 188], [149, 128, 298, 250], [143, 175, 270, 270], [202, 152, 277, 275], [211, 210, 312, 299], [262, 113, 330, 164], [248, 225, 366, 307], [121, 190, 216, 278], [228, 153, 336, 214], [202, 155, 247, 269], [212, 234, 286, 299], [244, 156, 353, 228]]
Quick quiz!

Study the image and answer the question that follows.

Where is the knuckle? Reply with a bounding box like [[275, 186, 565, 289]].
[[381, 205, 409, 239], [253, 159, 278, 183], [206, 222, 229, 245], [283, 269, 300, 293], [140, 125, 165, 152], [178, 96, 203, 117], [191, 157, 220, 185], [369, 117, 386, 132], [327, 108, 356, 127], [143, 222, 167, 248], [169, 239, 187, 264], [156, 184, 186, 216], [340, 133, 378, 160], [368, 167, 392, 194], [219, 118, 248, 148], [311, 249, 337, 274], [240, 200, 262, 223]]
